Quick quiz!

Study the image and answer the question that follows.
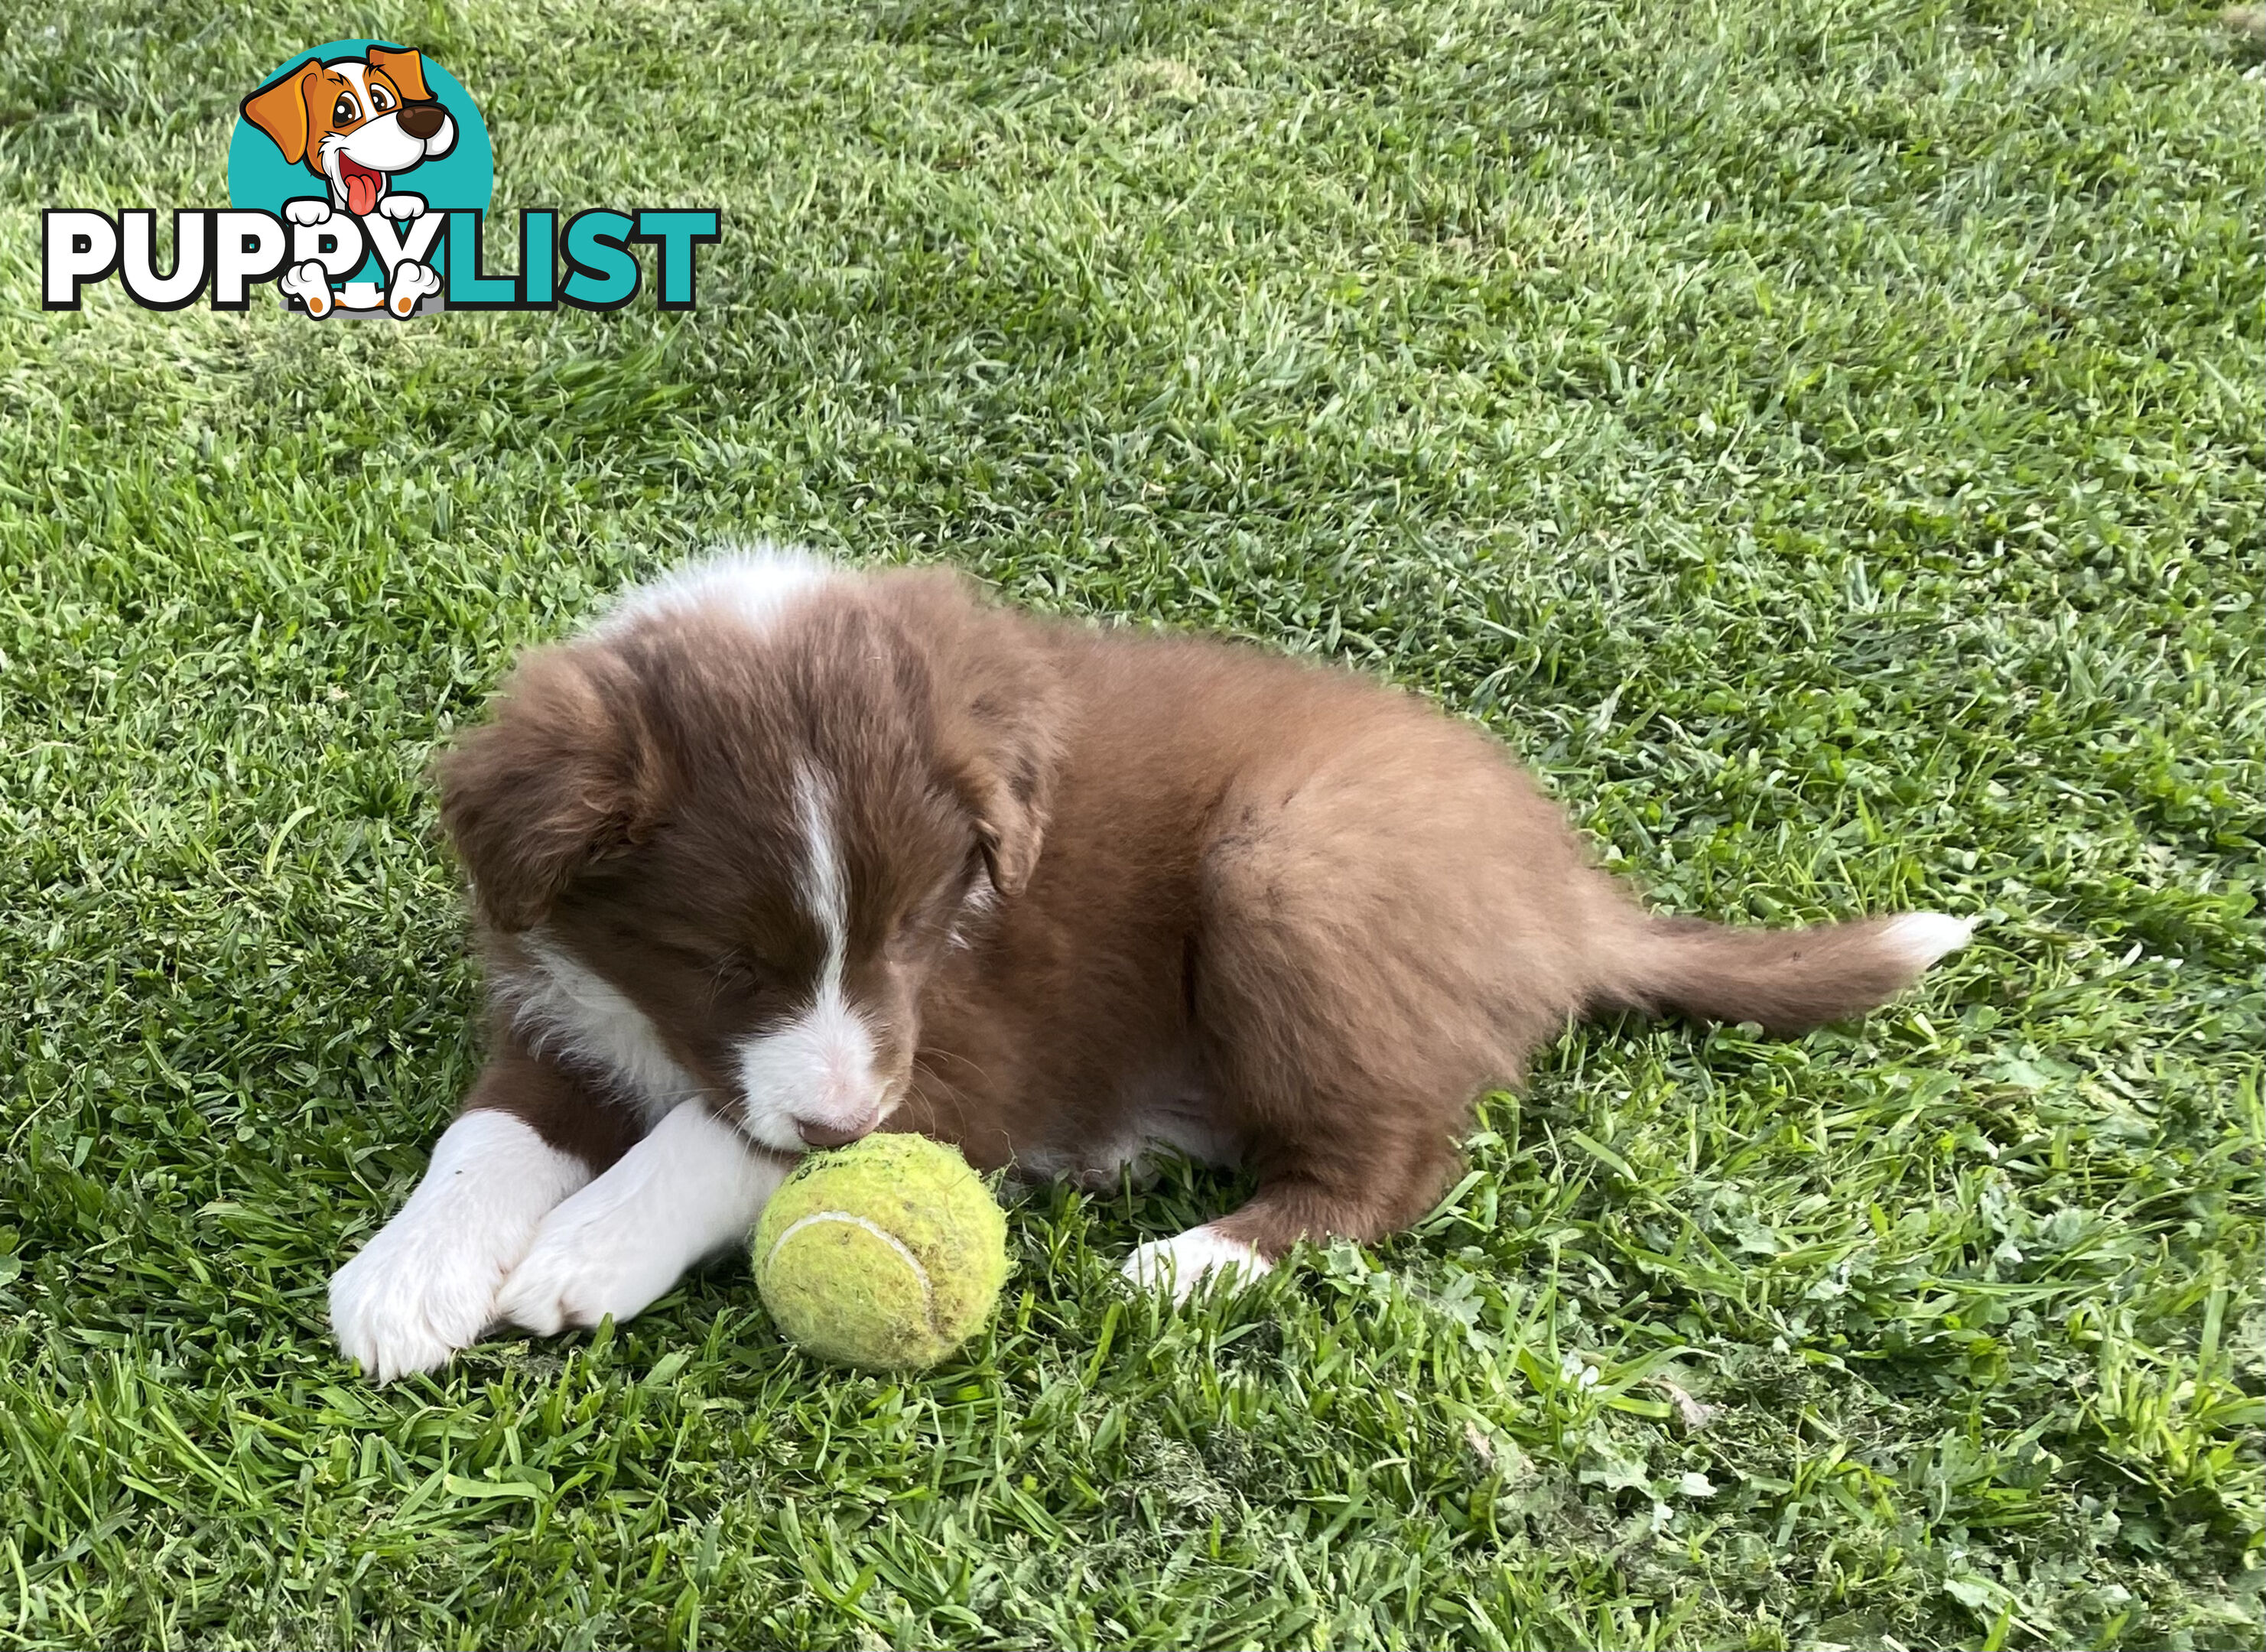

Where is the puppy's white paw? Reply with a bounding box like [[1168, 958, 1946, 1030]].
[[494, 1101, 789, 1337], [1121, 1224, 1270, 1304], [330, 1218, 514, 1382], [327, 1111, 591, 1382], [494, 1192, 692, 1337], [284, 197, 334, 226], [386, 260, 444, 317], [377, 193, 426, 220]]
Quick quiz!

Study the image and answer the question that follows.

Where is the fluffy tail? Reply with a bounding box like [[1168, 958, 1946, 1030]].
[[1592, 910, 1972, 1036]]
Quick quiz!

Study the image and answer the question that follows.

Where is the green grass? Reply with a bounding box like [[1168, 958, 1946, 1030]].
[[2, 0, 2260, 1646]]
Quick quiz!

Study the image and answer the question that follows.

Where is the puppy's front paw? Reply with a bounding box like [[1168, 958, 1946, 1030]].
[[327, 1111, 592, 1382], [494, 1197, 688, 1338], [330, 1219, 513, 1383], [377, 193, 426, 220], [1121, 1224, 1270, 1304]]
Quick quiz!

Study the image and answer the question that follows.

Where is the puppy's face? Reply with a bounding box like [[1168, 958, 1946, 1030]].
[[538, 730, 987, 1152], [439, 568, 1055, 1153]]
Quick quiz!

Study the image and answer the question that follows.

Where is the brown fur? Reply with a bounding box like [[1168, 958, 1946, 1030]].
[[460, 1036, 647, 1170], [436, 564, 1955, 1262]]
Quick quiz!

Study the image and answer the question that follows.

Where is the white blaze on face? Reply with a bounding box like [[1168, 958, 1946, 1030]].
[[736, 766, 886, 1152]]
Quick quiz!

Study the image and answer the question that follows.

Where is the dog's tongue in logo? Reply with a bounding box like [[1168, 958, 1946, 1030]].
[[338, 157, 384, 216]]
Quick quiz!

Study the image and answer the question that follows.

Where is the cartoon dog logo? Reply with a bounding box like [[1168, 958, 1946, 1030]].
[[239, 46, 457, 317]]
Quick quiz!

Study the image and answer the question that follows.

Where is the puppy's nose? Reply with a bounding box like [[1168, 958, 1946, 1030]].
[[398, 104, 445, 139], [795, 1117, 870, 1149]]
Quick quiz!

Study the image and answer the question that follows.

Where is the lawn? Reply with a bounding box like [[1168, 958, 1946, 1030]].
[[2, 1, 2260, 1647]]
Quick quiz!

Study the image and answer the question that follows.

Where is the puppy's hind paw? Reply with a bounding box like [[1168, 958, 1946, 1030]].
[[1121, 1224, 1270, 1305]]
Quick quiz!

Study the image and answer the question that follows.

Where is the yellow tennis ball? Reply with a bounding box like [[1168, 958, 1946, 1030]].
[[752, 1133, 1009, 1370]]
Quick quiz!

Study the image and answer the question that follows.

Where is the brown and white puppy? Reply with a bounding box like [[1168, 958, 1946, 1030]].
[[329, 550, 1972, 1379]]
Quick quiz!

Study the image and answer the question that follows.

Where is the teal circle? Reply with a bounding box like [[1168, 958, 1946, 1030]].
[[228, 40, 493, 290]]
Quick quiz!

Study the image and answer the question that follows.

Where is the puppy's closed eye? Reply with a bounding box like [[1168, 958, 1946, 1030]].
[[896, 865, 986, 945], [653, 941, 766, 992], [704, 954, 804, 1019], [714, 948, 801, 991]]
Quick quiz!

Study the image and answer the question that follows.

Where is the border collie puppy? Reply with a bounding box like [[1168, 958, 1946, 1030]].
[[330, 551, 1971, 1379]]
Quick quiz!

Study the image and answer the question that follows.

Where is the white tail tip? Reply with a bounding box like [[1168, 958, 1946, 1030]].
[[1881, 912, 1974, 971]]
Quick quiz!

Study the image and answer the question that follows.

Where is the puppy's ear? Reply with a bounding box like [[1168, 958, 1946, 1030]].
[[241, 60, 321, 164], [434, 647, 657, 932], [957, 735, 1053, 897], [902, 571, 1065, 899], [366, 45, 434, 103]]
